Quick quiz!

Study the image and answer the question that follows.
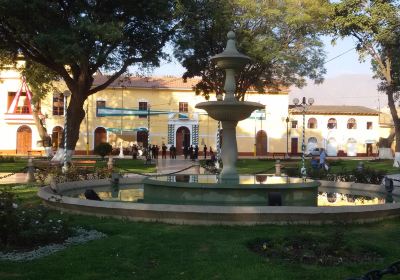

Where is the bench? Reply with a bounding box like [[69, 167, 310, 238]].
[[71, 160, 97, 169], [28, 150, 43, 157]]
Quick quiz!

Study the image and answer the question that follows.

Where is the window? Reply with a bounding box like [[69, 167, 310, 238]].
[[96, 100, 106, 117], [291, 120, 298, 129], [52, 94, 64, 116], [307, 118, 317, 129], [347, 118, 357, 129], [367, 122, 373, 130], [179, 102, 188, 113], [327, 118, 337, 129], [9, 92, 30, 114], [138, 101, 147, 118]]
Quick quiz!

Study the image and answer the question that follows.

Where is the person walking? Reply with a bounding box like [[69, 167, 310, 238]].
[[203, 145, 207, 159]]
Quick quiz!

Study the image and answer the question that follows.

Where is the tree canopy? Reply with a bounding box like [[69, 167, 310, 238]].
[[174, 0, 330, 100], [0, 0, 176, 150], [329, 0, 400, 160]]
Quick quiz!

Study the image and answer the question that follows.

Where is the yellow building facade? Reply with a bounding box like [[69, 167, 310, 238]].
[[0, 69, 383, 157]]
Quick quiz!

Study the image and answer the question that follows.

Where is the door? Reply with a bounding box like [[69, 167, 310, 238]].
[[94, 127, 107, 147], [16, 125, 32, 154], [346, 138, 357, 157], [137, 130, 148, 148], [366, 143, 373, 156], [52, 126, 63, 149], [176, 126, 190, 155], [327, 137, 338, 156], [291, 138, 298, 155], [256, 130, 268, 156]]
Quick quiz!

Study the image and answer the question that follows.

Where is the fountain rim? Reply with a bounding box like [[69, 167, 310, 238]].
[[37, 177, 400, 225]]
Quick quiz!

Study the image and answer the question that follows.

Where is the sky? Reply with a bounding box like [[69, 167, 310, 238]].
[[151, 36, 385, 110]]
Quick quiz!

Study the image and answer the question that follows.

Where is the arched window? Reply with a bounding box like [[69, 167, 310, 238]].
[[327, 118, 337, 129], [51, 126, 63, 149], [347, 118, 357, 129], [307, 118, 317, 129]]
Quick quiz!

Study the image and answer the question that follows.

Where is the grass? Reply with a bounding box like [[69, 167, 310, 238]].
[[1, 184, 400, 279], [0, 158, 156, 174]]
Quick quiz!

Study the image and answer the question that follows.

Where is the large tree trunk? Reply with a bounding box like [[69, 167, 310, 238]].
[[32, 103, 53, 157], [387, 91, 400, 166], [51, 92, 86, 162]]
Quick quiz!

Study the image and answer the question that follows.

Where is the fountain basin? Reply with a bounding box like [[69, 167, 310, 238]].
[[196, 101, 264, 121], [143, 175, 319, 206], [38, 177, 400, 225]]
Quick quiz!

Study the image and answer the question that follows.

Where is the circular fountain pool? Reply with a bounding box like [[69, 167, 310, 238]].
[[38, 175, 400, 225]]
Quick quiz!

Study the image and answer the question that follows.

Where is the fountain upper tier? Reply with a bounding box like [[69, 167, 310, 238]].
[[196, 100, 263, 122], [210, 31, 251, 70]]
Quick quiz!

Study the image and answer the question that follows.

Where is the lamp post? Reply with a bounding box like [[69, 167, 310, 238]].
[[62, 90, 72, 173], [293, 97, 314, 178], [285, 116, 290, 158]]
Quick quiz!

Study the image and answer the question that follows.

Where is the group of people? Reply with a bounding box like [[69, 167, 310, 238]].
[[129, 142, 217, 161], [182, 144, 216, 161]]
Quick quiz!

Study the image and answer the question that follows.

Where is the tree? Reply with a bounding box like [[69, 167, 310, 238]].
[[173, 0, 329, 100], [329, 0, 400, 165], [0, 0, 176, 157]]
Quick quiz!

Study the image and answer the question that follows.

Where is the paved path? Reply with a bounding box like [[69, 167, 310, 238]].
[[0, 173, 28, 184], [155, 157, 203, 175]]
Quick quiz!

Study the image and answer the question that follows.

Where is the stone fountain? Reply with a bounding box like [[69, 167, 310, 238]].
[[196, 31, 264, 180]]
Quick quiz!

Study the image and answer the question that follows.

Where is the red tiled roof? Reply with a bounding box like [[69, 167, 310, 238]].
[[290, 105, 379, 116], [93, 75, 200, 90]]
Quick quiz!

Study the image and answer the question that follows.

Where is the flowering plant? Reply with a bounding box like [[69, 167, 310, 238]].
[[0, 188, 71, 250]]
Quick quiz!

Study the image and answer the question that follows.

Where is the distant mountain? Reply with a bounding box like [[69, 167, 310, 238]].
[[290, 74, 386, 110]]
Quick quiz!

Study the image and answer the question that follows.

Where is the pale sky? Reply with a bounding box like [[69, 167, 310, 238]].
[[151, 36, 385, 110]]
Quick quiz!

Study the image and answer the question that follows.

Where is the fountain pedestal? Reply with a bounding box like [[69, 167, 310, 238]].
[[195, 31, 264, 180]]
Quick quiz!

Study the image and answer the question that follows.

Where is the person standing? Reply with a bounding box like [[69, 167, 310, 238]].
[[161, 143, 167, 159], [189, 145, 194, 160], [319, 148, 327, 169], [203, 145, 207, 159], [194, 145, 199, 160], [171, 145, 177, 159]]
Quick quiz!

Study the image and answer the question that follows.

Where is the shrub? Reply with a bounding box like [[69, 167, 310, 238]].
[[0, 156, 16, 163], [94, 142, 113, 159], [0, 188, 71, 250], [35, 165, 112, 186]]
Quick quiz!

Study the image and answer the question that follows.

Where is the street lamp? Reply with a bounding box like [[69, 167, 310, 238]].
[[285, 116, 290, 158], [293, 97, 314, 178], [62, 90, 71, 173]]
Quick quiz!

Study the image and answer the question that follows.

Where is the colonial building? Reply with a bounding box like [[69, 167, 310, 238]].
[[0, 68, 383, 157], [290, 105, 380, 156]]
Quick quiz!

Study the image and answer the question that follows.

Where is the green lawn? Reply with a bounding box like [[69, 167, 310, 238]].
[[1, 184, 399, 280], [0, 158, 156, 174]]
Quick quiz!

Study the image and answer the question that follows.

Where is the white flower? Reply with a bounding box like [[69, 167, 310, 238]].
[[12, 203, 18, 209]]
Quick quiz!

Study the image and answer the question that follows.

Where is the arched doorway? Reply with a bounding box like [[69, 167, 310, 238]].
[[137, 130, 148, 148], [52, 126, 63, 149], [16, 125, 32, 154], [94, 127, 107, 148], [176, 126, 190, 155], [256, 130, 268, 156], [326, 137, 337, 156], [307, 137, 318, 154], [347, 138, 357, 156]]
